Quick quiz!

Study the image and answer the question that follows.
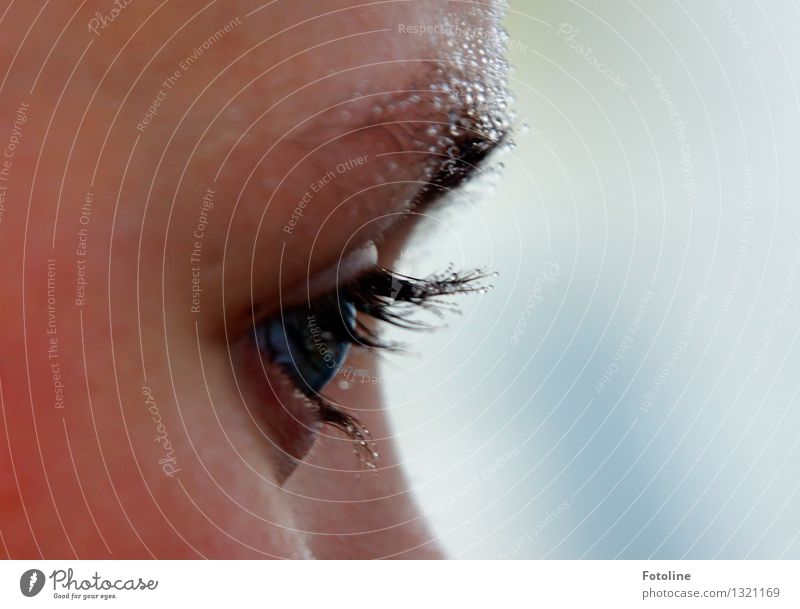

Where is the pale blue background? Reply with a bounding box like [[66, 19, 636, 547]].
[[387, 0, 800, 559]]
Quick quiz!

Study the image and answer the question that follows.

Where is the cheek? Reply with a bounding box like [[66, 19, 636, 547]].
[[106, 328, 312, 558], [1, 287, 313, 559]]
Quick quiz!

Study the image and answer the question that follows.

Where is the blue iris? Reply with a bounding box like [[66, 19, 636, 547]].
[[256, 299, 357, 394]]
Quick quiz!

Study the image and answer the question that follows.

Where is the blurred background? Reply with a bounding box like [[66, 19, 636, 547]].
[[386, 0, 800, 558]]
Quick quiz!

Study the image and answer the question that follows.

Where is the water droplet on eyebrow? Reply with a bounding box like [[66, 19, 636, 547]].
[[339, 110, 351, 120]]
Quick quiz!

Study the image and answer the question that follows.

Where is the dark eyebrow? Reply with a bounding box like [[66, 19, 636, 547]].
[[412, 128, 505, 212], [308, 57, 509, 223], [431, 129, 504, 189]]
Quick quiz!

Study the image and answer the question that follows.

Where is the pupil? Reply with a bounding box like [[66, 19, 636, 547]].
[[259, 299, 356, 393]]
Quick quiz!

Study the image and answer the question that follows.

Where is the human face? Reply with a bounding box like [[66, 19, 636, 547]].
[[0, 0, 510, 558]]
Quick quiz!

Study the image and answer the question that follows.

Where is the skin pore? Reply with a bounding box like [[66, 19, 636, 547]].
[[0, 0, 509, 558]]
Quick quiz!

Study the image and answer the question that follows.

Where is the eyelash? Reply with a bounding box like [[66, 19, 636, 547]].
[[254, 265, 493, 469]]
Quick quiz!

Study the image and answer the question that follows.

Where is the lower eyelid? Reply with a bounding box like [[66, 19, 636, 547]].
[[236, 339, 326, 482]]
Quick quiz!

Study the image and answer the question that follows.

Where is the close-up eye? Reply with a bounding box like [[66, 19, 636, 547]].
[[251, 265, 492, 476], [5, 0, 800, 600]]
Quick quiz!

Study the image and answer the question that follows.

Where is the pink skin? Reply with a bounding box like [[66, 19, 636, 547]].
[[0, 0, 507, 558]]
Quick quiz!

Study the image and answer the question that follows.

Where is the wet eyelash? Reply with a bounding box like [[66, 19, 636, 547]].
[[300, 265, 495, 468]]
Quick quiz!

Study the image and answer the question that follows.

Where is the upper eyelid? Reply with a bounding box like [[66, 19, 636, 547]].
[[321, 116, 502, 224], [240, 90, 506, 329], [412, 128, 506, 209]]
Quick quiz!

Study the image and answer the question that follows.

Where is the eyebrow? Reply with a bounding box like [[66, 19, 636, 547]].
[[429, 128, 504, 190], [406, 126, 505, 217], [279, 62, 509, 269]]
